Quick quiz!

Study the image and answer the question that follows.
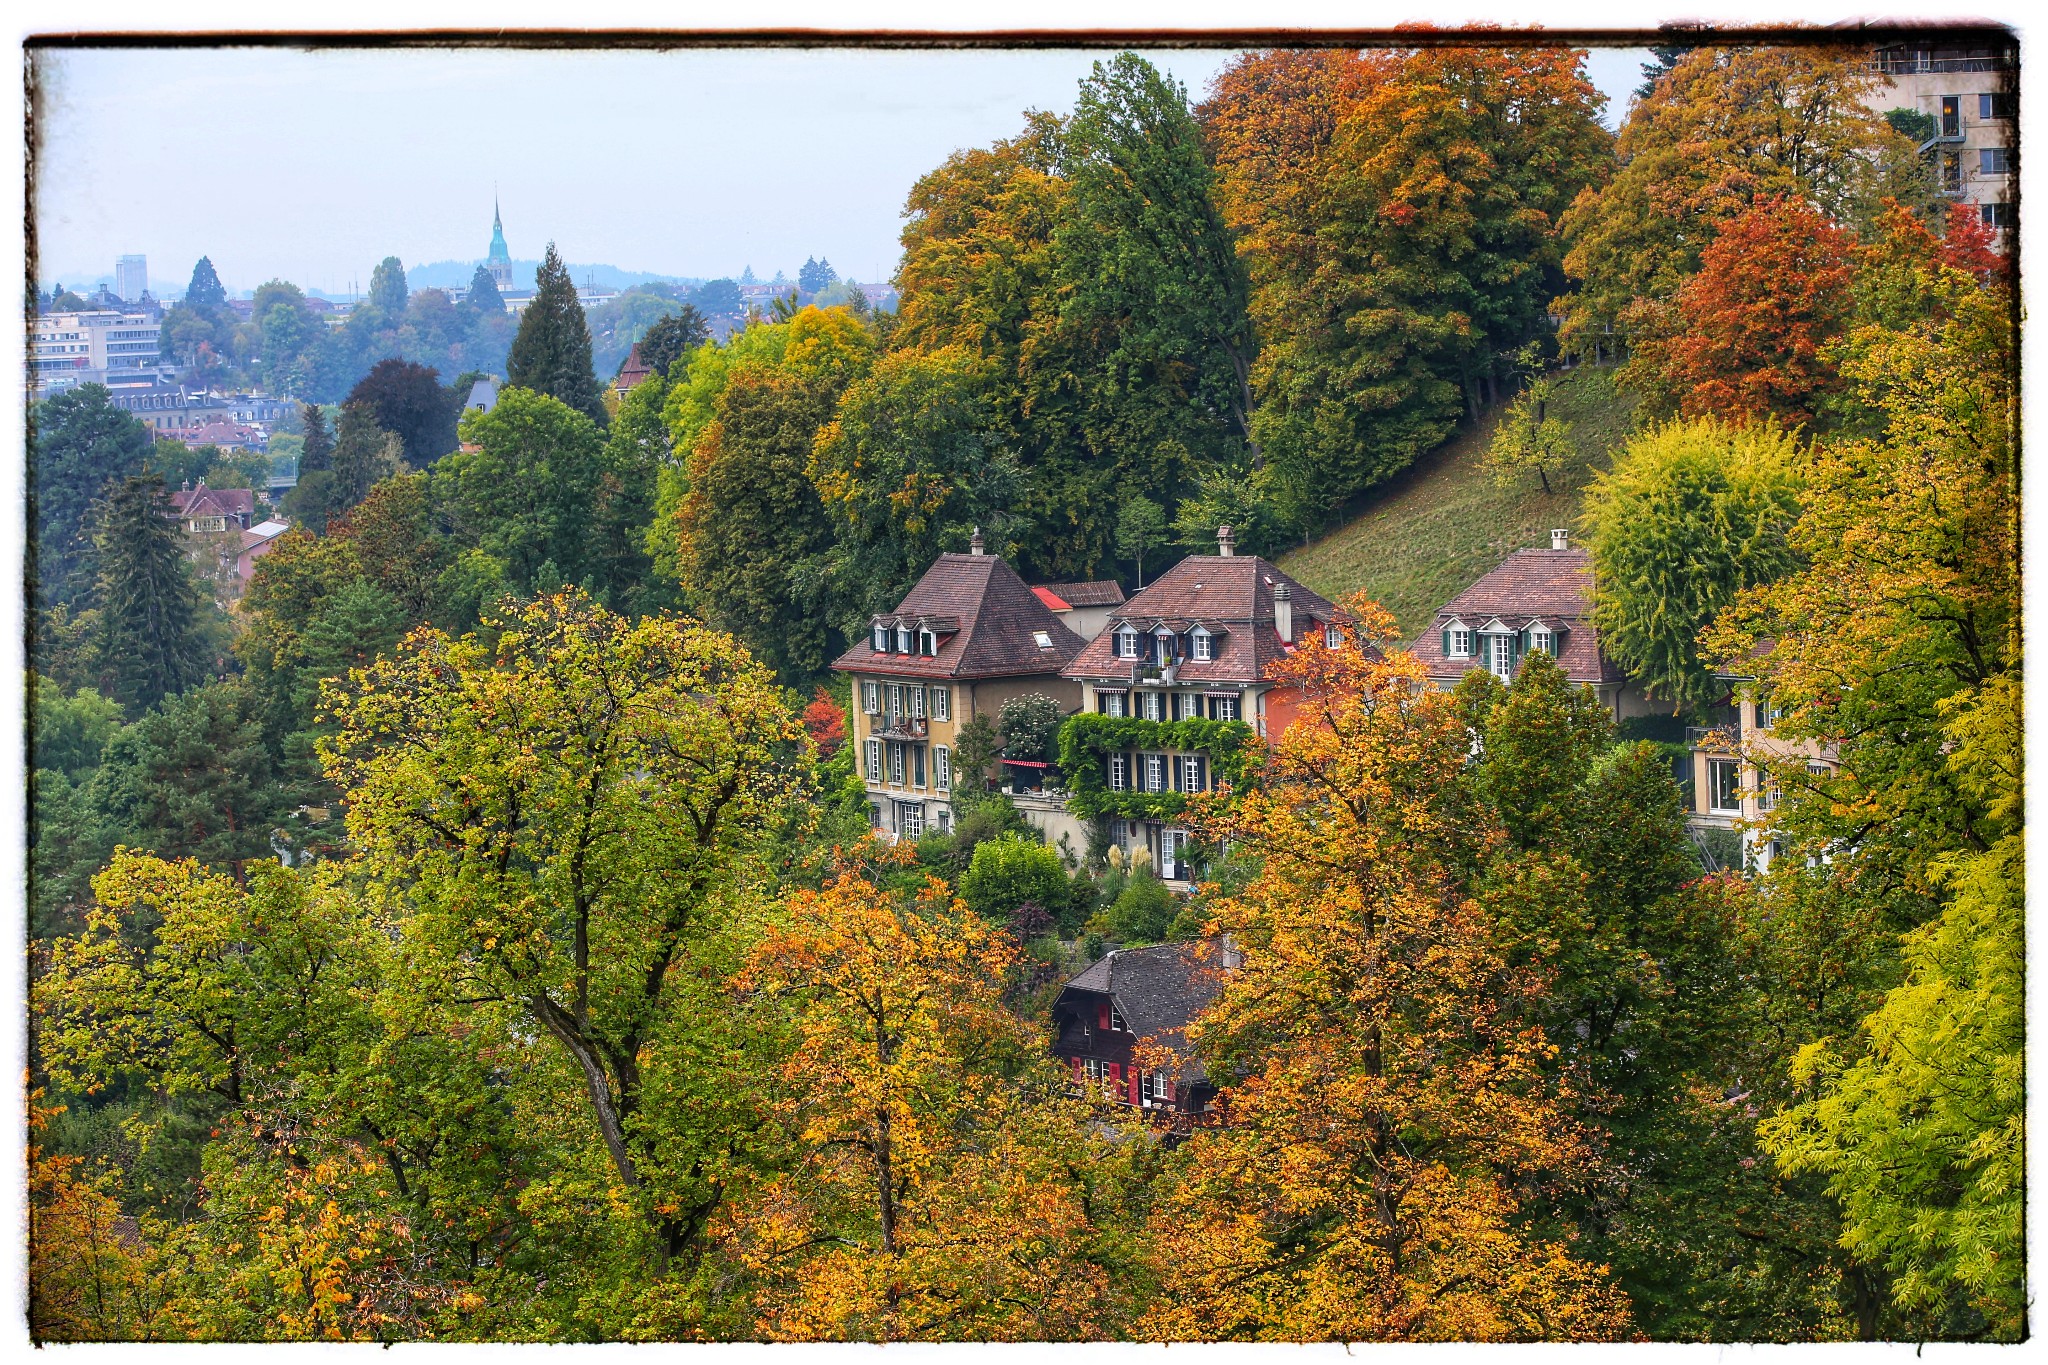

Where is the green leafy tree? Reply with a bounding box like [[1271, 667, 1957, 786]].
[[88, 475, 212, 713], [1585, 419, 1803, 709], [1114, 495, 1167, 587], [635, 306, 709, 378], [443, 386, 605, 595], [346, 359, 457, 467], [1102, 867, 1174, 943], [1484, 346, 1575, 494], [957, 834, 1069, 927], [997, 693, 1065, 766], [949, 712, 1003, 808], [367, 255, 409, 319], [31, 384, 156, 609], [506, 242, 607, 426]]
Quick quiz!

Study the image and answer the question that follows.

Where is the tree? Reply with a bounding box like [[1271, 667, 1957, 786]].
[[443, 386, 604, 595], [184, 256, 228, 312], [691, 278, 743, 316], [796, 256, 838, 295], [1113, 495, 1167, 587], [996, 692, 1064, 765], [506, 242, 607, 425], [321, 590, 805, 1271], [464, 262, 504, 317], [732, 859, 1132, 1339], [298, 402, 333, 472], [88, 475, 212, 712], [1102, 868, 1173, 943], [326, 400, 405, 512], [1483, 345, 1574, 494], [635, 306, 708, 378], [367, 255, 408, 319], [949, 713, 1002, 808], [1635, 197, 1858, 428], [1585, 419, 1804, 709], [346, 359, 457, 467], [31, 384, 156, 609], [88, 679, 284, 875], [957, 834, 1068, 926]]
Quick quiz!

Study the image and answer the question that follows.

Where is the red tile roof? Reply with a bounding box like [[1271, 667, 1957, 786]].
[[1035, 579, 1126, 608], [615, 343, 654, 392], [1061, 553, 1341, 686], [1032, 585, 1071, 611], [168, 483, 257, 525], [1409, 547, 1624, 686], [831, 552, 1086, 680]]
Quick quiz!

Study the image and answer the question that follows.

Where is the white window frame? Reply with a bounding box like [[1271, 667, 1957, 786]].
[[1210, 693, 1238, 721], [1489, 634, 1514, 681], [1101, 690, 1127, 717], [1450, 627, 1472, 658], [899, 803, 923, 840], [1142, 691, 1165, 721], [1108, 1002, 1128, 1032], [935, 745, 951, 792], [1109, 755, 1129, 791], [890, 744, 906, 787], [1181, 755, 1203, 791], [872, 623, 889, 652], [1192, 628, 1213, 660], [865, 739, 882, 784], [896, 625, 913, 653], [918, 627, 936, 655], [1708, 758, 1741, 815], [886, 683, 902, 723], [1529, 627, 1553, 656], [910, 687, 925, 720], [1325, 623, 1343, 648], [862, 680, 881, 714], [1145, 754, 1167, 793], [1116, 627, 1140, 659], [932, 685, 951, 722]]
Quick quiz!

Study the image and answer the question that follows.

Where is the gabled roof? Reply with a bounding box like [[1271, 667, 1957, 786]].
[[1410, 547, 1623, 686], [831, 552, 1086, 680], [615, 343, 654, 391], [1062, 553, 1340, 686], [1059, 939, 1230, 1082], [1036, 579, 1126, 609], [168, 483, 257, 523]]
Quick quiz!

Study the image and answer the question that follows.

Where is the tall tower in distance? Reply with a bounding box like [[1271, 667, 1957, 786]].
[[115, 254, 148, 303], [487, 199, 513, 291]]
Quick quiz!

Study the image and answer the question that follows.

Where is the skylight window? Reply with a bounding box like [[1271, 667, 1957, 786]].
[[1033, 630, 1054, 648]]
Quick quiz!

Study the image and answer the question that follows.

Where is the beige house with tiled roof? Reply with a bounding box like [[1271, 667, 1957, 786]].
[[1031, 579, 1125, 641], [1410, 531, 1655, 721], [831, 532, 1086, 842]]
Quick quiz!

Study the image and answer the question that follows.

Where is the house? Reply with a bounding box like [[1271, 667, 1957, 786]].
[[168, 481, 257, 535], [236, 518, 291, 585], [1051, 939, 1230, 1131], [1409, 530, 1656, 721], [167, 418, 267, 452], [1867, 40, 2016, 234], [831, 530, 1087, 843], [1059, 524, 1345, 885], [614, 344, 654, 398], [1032, 580, 1126, 641], [1686, 666, 1838, 876]]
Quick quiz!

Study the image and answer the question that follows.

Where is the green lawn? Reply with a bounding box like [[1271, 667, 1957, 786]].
[[1279, 365, 1639, 640]]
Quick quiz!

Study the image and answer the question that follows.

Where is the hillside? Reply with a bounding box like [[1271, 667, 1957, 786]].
[[1279, 365, 1638, 640]]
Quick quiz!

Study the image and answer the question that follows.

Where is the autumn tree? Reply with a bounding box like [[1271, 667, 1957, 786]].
[[322, 591, 806, 1271], [1483, 346, 1576, 494], [1145, 606, 1633, 1340], [1585, 419, 1804, 709], [731, 857, 1142, 1340]]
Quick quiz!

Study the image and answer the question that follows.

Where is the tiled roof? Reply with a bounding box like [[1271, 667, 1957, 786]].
[[1409, 547, 1623, 686], [1037, 580, 1126, 608], [1032, 586, 1070, 611], [1060, 939, 1230, 1083], [1062, 553, 1341, 686], [615, 343, 654, 390], [169, 483, 257, 523], [830, 552, 1086, 680]]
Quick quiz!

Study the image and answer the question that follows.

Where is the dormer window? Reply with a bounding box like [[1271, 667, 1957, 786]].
[[1324, 623, 1343, 648], [1444, 620, 1472, 658], [1191, 627, 1213, 661], [1155, 629, 1175, 660], [896, 626, 913, 654], [872, 622, 889, 652], [1529, 624, 1553, 656], [1116, 626, 1140, 659], [919, 627, 937, 656]]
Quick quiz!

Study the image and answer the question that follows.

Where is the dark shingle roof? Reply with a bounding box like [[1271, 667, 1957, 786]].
[[1409, 547, 1623, 686], [1060, 939, 1230, 1082], [1062, 554, 1341, 685], [831, 553, 1086, 680], [1037, 580, 1126, 608]]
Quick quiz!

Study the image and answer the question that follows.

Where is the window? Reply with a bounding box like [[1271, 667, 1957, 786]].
[[1084, 1057, 1109, 1086], [1175, 692, 1198, 721], [862, 680, 880, 714], [1192, 628, 1213, 660], [886, 683, 902, 723], [1529, 627, 1553, 656], [1181, 755, 1204, 792], [899, 803, 923, 839], [1980, 147, 2013, 174], [1155, 630, 1175, 661], [865, 739, 882, 783], [1489, 634, 1514, 681], [935, 745, 951, 792], [896, 626, 913, 653], [1108, 1003, 1127, 1032], [1145, 754, 1167, 793], [1210, 694, 1238, 722], [1325, 623, 1343, 648], [1980, 92, 2015, 119], [1116, 626, 1140, 659], [1708, 759, 1741, 814], [1100, 691, 1127, 717], [1142, 691, 1165, 721], [1940, 95, 1961, 138], [872, 623, 889, 652], [1982, 202, 2017, 227], [931, 685, 951, 722], [909, 687, 925, 720], [1032, 630, 1054, 649], [918, 627, 936, 655], [937, 806, 953, 834], [912, 745, 926, 788], [1941, 150, 1963, 194], [1143, 1070, 1172, 1104], [890, 744, 905, 786], [1109, 755, 1129, 791]]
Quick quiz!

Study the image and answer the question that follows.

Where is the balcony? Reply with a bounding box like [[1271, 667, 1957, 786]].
[[1687, 725, 1737, 753], [874, 717, 928, 741]]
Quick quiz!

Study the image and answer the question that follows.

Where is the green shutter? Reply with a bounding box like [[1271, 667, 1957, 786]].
[[1442, 627, 1452, 657]]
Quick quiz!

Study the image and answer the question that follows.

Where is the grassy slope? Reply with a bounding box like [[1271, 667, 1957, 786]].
[[1279, 365, 1639, 640]]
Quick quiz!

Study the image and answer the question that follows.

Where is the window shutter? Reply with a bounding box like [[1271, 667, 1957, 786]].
[[1442, 627, 1452, 657], [1164, 1076, 1176, 1104], [1107, 1062, 1121, 1088], [1070, 1055, 1084, 1084], [1128, 1069, 1141, 1105], [1098, 1001, 1110, 1030]]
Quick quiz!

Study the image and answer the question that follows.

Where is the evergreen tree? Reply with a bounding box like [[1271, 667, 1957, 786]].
[[636, 307, 708, 378], [89, 475, 211, 712], [31, 384, 155, 610], [465, 262, 505, 317], [299, 402, 333, 472], [184, 255, 228, 312], [506, 242, 607, 425], [368, 255, 409, 317], [798, 255, 837, 294], [87, 678, 283, 875], [328, 400, 405, 510]]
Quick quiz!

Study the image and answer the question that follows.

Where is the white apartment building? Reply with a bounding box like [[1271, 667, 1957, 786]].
[[32, 310, 164, 392], [1869, 40, 2018, 232]]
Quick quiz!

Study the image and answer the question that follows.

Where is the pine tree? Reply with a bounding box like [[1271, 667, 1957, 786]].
[[184, 256, 228, 312], [299, 402, 333, 472], [89, 475, 211, 712], [506, 241, 607, 425], [31, 383, 156, 610], [465, 262, 505, 317]]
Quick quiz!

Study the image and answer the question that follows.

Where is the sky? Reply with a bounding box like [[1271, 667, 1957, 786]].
[[33, 43, 1650, 299]]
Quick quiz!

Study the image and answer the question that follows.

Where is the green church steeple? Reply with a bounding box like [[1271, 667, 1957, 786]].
[[487, 198, 512, 290]]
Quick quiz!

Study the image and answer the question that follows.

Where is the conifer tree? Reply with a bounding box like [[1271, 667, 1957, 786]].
[[506, 242, 607, 425], [89, 475, 211, 712], [298, 402, 333, 472], [465, 262, 505, 317], [329, 400, 405, 509], [184, 255, 228, 312]]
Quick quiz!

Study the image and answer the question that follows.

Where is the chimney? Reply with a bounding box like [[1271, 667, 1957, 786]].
[[1273, 580, 1293, 644], [969, 526, 985, 556], [1551, 528, 1569, 551], [1217, 523, 1235, 557]]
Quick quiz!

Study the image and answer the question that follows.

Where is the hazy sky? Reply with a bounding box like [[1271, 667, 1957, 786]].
[[34, 43, 1650, 297]]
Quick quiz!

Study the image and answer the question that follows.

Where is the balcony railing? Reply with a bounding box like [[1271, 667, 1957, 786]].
[[1687, 725, 1737, 752]]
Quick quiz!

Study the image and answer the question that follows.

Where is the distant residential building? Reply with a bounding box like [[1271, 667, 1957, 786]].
[[168, 481, 257, 535], [613, 344, 654, 398], [169, 418, 268, 452], [832, 532, 1088, 845], [1410, 530, 1656, 722], [1051, 939, 1230, 1131], [1060, 525, 1348, 885], [236, 518, 292, 585], [115, 254, 149, 303], [106, 384, 288, 439], [1685, 667, 1838, 877], [1868, 40, 2017, 232], [1032, 580, 1125, 642], [31, 310, 164, 391]]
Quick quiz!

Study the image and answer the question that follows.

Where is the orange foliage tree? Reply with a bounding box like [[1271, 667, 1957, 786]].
[[728, 850, 1149, 1340], [802, 687, 847, 758], [1142, 603, 1635, 1341]]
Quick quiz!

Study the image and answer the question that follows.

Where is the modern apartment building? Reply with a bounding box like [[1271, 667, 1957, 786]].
[[31, 310, 164, 391], [1869, 39, 2018, 232]]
